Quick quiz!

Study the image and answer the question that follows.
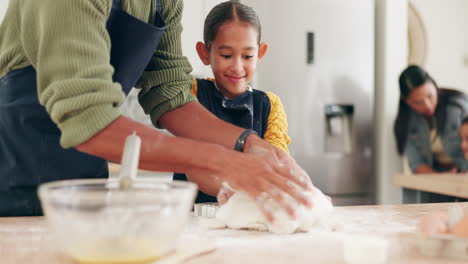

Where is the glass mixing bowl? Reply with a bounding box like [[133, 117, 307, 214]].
[[38, 179, 197, 264]]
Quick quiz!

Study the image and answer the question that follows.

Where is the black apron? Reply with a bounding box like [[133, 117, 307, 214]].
[[173, 79, 271, 203], [0, 0, 166, 216], [197, 79, 270, 136]]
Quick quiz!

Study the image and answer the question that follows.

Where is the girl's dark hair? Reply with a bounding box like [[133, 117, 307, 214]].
[[394, 65, 465, 154], [203, 1, 261, 49]]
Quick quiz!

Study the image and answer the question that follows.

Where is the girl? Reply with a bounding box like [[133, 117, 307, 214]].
[[394, 65, 468, 203], [174, 1, 291, 203]]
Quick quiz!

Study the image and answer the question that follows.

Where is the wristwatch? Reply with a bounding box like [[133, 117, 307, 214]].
[[234, 129, 258, 152]]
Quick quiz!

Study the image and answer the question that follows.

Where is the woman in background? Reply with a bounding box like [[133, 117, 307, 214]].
[[394, 65, 468, 203]]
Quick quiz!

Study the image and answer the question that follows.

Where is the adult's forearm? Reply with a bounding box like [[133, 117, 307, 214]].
[[76, 116, 314, 221], [158, 101, 244, 149], [75, 116, 227, 175], [186, 174, 221, 197]]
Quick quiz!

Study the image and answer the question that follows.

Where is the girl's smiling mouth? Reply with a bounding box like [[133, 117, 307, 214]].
[[226, 75, 246, 83]]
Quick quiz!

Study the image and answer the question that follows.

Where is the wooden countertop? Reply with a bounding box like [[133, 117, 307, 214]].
[[2, 203, 468, 264], [394, 173, 468, 199]]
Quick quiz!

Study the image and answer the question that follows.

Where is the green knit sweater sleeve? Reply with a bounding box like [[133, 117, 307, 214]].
[[20, 0, 124, 148], [136, 0, 196, 127], [0, 0, 195, 148]]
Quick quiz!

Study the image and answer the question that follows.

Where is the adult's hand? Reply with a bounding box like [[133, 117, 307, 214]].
[[232, 134, 314, 222], [217, 184, 235, 206]]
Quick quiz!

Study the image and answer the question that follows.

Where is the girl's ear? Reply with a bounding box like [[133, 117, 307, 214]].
[[257, 42, 269, 61], [196, 42, 210, 65]]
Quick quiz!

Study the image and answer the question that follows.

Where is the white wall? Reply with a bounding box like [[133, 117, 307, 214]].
[[410, 0, 468, 92], [181, 0, 225, 78], [0, 0, 8, 22], [374, 0, 407, 204]]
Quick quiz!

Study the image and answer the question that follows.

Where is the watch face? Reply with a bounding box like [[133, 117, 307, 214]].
[[235, 129, 257, 152], [235, 138, 244, 152]]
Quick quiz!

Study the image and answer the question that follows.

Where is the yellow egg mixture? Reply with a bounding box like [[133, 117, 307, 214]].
[[66, 238, 170, 264]]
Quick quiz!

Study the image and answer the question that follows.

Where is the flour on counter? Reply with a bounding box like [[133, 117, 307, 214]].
[[214, 186, 334, 234]]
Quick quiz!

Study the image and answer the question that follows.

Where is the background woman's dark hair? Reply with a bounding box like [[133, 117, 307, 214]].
[[394, 65, 438, 155], [463, 116, 468, 125], [203, 1, 261, 49]]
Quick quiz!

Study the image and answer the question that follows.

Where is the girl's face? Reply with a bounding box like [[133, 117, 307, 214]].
[[404, 81, 438, 116], [196, 21, 267, 99], [460, 123, 468, 159]]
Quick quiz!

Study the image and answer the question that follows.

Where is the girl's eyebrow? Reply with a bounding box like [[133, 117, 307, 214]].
[[217, 45, 257, 51], [217, 45, 233, 50]]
